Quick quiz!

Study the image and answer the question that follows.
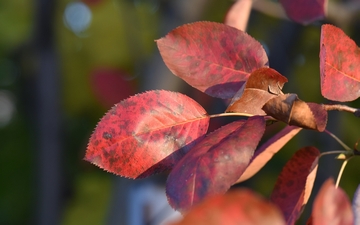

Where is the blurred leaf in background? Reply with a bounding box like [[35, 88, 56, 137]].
[[55, 0, 159, 115], [55, 1, 160, 225], [0, 0, 33, 55]]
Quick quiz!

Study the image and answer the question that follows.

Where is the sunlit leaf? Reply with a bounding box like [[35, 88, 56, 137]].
[[280, 0, 327, 25], [156, 21, 269, 99], [311, 178, 354, 225], [169, 189, 286, 225], [226, 68, 287, 115], [236, 125, 302, 183], [166, 116, 266, 212], [262, 94, 328, 131], [85, 90, 209, 178], [320, 24, 360, 102], [270, 146, 320, 224]]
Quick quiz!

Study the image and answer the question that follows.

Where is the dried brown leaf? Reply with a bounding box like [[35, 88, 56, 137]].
[[226, 68, 288, 115], [262, 94, 328, 131]]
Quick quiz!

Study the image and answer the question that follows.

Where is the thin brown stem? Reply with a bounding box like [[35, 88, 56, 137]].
[[322, 104, 360, 117]]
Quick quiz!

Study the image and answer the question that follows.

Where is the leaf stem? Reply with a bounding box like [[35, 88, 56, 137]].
[[322, 104, 360, 117], [324, 129, 352, 151], [319, 150, 348, 158], [209, 113, 276, 124], [209, 112, 254, 118], [335, 158, 350, 188]]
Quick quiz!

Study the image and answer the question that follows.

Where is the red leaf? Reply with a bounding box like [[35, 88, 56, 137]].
[[236, 125, 302, 183], [156, 21, 269, 99], [320, 24, 360, 102], [280, 0, 327, 25], [91, 67, 136, 108], [166, 116, 266, 212], [224, 0, 253, 31], [311, 178, 354, 225], [353, 184, 360, 225], [85, 90, 209, 178], [169, 189, 286, 225], [226, 68, 288, 115], [270, 146, 320, 225]]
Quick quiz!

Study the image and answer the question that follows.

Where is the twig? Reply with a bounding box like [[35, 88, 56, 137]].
[[322, 104, 360, 117]]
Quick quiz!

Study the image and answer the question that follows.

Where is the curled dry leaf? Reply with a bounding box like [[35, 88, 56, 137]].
[[280, 0, 327, 25], [166, 116, 266, 212], [353, 185, 360, 225], [226, 67, 288, 115], [270, 146, 320, 225], [169, 189, 286, 225], [236, 125, 302, 183], [311, 178, 354, 225], [85, 90, 209, 179], [262, 93, 328, 131], [320, 24, 360, 102], [156, 21, 269, 99]]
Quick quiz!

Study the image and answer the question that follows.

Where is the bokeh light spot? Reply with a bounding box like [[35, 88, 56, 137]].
[[63, 2, 92, 35], [0, 91, 15, 128]]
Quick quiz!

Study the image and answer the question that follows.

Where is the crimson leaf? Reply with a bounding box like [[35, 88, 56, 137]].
[[280, 0, 327, 25], [166, 116, 266, 212], [320, 24, 360, 102], [85, 90, 209, 178], [156, 21, 269, 99], [270, 146, 320, 224]]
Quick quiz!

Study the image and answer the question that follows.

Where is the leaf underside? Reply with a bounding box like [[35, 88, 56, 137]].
[[85, 90, 209, 179], [166, 116, 266, 212], [237, 125, 302, 183], [157, 21, 269, 99]]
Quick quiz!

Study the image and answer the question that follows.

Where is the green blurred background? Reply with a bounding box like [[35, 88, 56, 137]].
[[0, 0, 359, 224]]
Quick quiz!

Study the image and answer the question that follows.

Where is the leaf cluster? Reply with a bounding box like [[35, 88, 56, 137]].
[[84, 7, 360, 225]]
